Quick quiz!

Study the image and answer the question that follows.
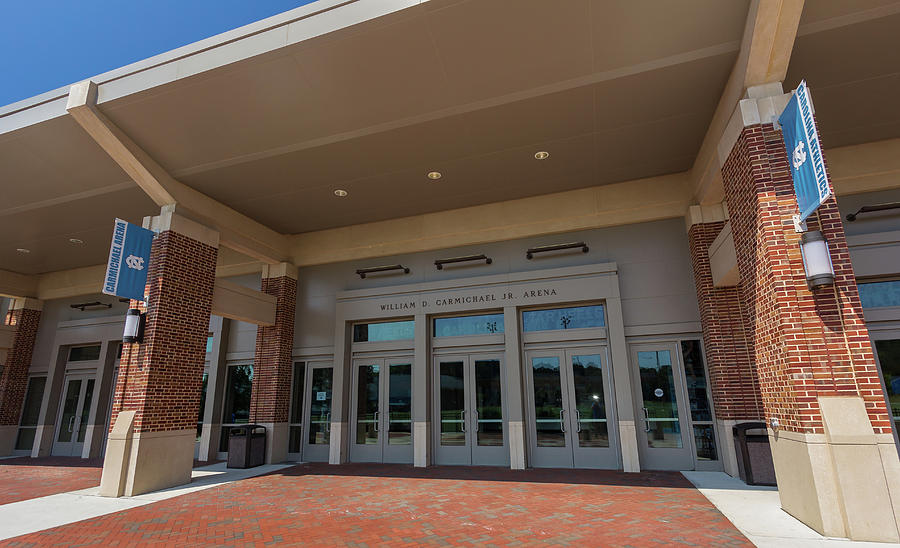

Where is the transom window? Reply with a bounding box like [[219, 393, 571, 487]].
[[352, 320, 415, 342], [68, 345, 101, 362], [522, 305, 605, 332], [433, 313, 504, 337], [859, 280, 900, 308]]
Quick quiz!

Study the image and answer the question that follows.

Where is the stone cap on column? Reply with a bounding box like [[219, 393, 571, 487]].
[[261, 262, 298, 281], [142, 205, 220, 249], [717, 82, 793, 168], [9, 297, 43, 312], [685, 203, 729, 232]]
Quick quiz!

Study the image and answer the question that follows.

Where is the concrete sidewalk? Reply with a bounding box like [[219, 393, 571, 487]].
[[0, 461, 294, 541], [683, 471, 900, 548]]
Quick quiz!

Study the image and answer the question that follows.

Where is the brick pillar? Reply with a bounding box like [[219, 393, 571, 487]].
[[721, 95, 900, 541], [687, 219, 764, 475], [250, 263, 297, 464], [0, 298, 42, 456], [100, 209, 218, 497]]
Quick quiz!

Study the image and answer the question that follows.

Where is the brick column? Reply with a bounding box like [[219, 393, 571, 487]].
[[720, 90, 900, 541], [100, 209, 218, 497], [0, 298, 42, 456], [250, 263, 297, 464], [687, 218, 765, 476]]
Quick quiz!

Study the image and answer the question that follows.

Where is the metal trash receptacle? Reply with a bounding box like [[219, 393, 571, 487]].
[[733, 422, 776, 486], [227, 424, 266, 469]]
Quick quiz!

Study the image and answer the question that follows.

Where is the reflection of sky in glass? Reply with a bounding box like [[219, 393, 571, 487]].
[[859, 281, 900, 308], [434, 314, 504, 337], [353, 320, 415, 342], [522, 305, 605, 331], [637, 350, 671, 368]]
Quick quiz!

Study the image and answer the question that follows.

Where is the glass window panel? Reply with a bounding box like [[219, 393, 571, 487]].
[[680, 340, 713, 423], [531, 356, 566, 447], [474, 360, 503, 447], [308, 368, 333, 446], [222, 365, 253, 425], [76, 379, 95, 443], [637, 350, 683, 448], [439, 361, 466, 446], [571, 354, 609, 448], [289, 425, 302, 453], [290, 363, 306, 425], [197, 373, 209, 440], [693, 424, 718, 460], [355, 364, 380, 445], [352, 321, 415, 342], [56, 379, 82, 443], [19, 377, 46, 427], [874, 339, 900, 436], [388, 363, 412, 446], [522, 305, 605, 332], [68, 345, 101, 362], [205, 335, 214, 353], [859, 281, 900, 308], [15, 428, 36, 451], [434, 314, 504, 337]]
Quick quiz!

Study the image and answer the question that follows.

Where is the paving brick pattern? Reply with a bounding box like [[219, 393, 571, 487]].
[[0, 457, 102, 506], [2, 463, 750, 547]]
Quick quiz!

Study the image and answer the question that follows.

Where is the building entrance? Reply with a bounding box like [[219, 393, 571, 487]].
[[349, 356, 413, 463], [432, 353, 508, 466], [302, 363, 334, 462], [52, 372, 95, 457], [525, 347, 618, 469]]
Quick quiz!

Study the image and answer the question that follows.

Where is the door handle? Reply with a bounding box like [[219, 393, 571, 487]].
[[460, 410, 466, 433], [473, 409, 479, 432], [642, 408, 651, 432], [559, 409, 566, 433], [374, 411, 379, 432], [68, 416, 76, 433], [575, 409, 582, 433], [325, 412, 331, 433]]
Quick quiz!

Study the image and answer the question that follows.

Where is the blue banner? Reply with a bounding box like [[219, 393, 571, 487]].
[[778, 80, 831, 222], [102, 218, 154, 301]]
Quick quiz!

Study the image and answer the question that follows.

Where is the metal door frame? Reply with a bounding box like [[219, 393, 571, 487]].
[[302, 362, 334, 462], [629, 341, 694, 470], [349, 357, 385, 462], [51, 372, 95, 457], [524, 348, 574, 468], [382, 356, 414, 464], [565, 347, 619, 469]]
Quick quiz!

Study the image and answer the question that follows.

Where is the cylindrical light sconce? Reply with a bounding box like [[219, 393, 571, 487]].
[[799, 230, 835, 289], [123, 308, 145, 344]]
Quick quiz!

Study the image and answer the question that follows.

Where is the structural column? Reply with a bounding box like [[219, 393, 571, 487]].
[[249, 263, 297, 464], [686, 211, 764, 476], [720, 88, 900, 541], [100, 208, 218, 497], [0, 298, 42, 456]]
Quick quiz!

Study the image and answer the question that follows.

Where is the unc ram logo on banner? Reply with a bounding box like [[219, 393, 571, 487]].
[[778, 80, 831, 222], [102, 218, 154, 301]]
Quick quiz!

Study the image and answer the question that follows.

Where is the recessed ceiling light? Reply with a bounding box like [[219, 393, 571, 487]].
[[427, 171, 442, 180], [16, 248, 30, 254], [334, 189, 348, 197], [534, 151, 550, 160], [69, 238, 84, 244]]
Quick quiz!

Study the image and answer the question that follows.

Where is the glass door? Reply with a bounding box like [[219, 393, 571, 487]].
[[432, 353, 507, 466], [302, 363, 333, 462], [525, 348, 617, 469], [630, 342, 693, 470], [52, 373, 95, 457], [349, 357, 414, 463]]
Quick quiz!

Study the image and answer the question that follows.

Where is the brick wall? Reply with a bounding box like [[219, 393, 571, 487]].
[[110, 230, 217, 434], [250, 275, 297, 424], [688, 222, 763, 421], [0, 307, 41, 426], [722, 122, 891, 435]]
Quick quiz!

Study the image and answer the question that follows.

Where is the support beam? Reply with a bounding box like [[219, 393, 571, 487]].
[[66, 80, 291, 264], [691, 0, 805, 204]]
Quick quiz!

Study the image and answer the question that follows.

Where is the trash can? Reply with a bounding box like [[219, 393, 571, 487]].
[[733, 422, 776, 486], [227, 424, 266, 469]]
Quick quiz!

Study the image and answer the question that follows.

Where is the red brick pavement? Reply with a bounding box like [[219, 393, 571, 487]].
[[0, 457, 223, 506], [2, 463, 749, 547]]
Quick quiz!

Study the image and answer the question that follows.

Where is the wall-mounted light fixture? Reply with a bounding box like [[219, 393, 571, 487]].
[[355, 264, 410, 279], [70, 301, 113, 312], [123, 308, 146, 344], [799, 230, 834, 289]]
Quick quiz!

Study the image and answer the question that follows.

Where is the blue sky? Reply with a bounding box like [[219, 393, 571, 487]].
[[0, 0, 317, 106]]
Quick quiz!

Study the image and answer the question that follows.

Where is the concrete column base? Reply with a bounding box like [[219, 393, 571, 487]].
[[715, 419, 740, 477], [100, 411, 196, 497], [508, 420, 525, 470], [413, 420, 429, 467], [257, 422, 288, 464], [0, 425, 17, 456], [770, 397, 900, 542], [328, 421, 346, 464], [618, 420, 640, 472], [31, 424, 54, 457]]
